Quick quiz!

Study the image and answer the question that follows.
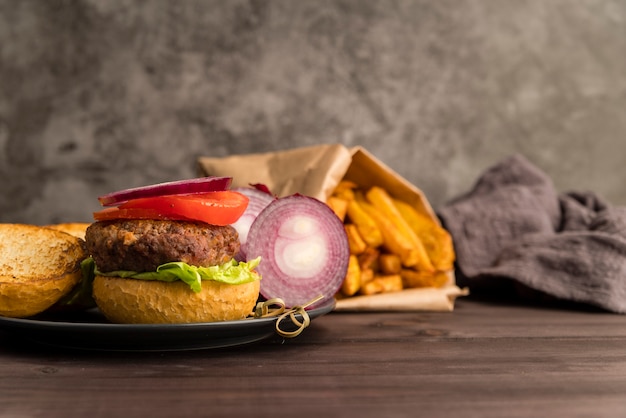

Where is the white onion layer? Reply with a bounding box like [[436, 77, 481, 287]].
[[230, 187, 276, 260]]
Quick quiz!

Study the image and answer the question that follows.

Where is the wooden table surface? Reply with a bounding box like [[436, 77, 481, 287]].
[[1, 297, 626, 418]]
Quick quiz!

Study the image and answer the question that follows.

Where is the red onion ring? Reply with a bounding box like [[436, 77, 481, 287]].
[[231, 187, 276, 260], [245, 195, 349, 308], [98, 177, 232, 206]]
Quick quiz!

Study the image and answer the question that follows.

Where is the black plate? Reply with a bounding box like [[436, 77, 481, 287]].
[[0, 300, 335, 352]]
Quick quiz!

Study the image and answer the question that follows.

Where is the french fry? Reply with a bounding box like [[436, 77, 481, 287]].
[[356, 198, 426, 270], [341, 255, 362, 296], [331, 180, 358, 201], [346, 199, 384, 248], [360, 274, 403, 295], [394, 199, 455, 271], [360, 268, 375, 286], [359, 280, 381, 296], [334, 180, 359, 193], [401, 269, 450, 289], [345, 224, 368, 255], [365, 187, 418, 245], [358, 247, 380, 271], [379, 275, 403, 292], [379, 253, 402, 274], [327, 196, 349, 221], [365, 187, 435, 272]]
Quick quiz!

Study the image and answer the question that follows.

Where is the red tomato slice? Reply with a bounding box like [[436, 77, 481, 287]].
[[93, 191, 249, 226]]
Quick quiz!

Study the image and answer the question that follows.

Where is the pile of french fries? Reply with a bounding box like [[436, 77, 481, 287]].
[[327, 181, 455, 298]]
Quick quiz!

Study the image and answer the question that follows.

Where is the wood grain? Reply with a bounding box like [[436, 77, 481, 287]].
[[1, 299, 625, 417]]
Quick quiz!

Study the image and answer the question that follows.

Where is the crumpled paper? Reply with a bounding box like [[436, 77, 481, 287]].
[[198, 144, 466, 312], [333, 286, 469, 312], [199, 143, 352, 202]]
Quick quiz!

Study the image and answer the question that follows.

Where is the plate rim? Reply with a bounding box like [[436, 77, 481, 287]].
[[0, 299, 335, 351]]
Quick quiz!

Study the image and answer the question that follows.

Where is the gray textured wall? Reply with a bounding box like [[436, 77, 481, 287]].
[[1, 0, 625, 225]]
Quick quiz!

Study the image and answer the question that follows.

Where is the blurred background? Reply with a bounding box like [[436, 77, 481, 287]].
[[1, 0, 625, 225]]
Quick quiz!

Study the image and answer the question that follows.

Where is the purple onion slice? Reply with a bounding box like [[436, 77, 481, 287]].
[[98, 177, 232, 206], [245, 195, 349, 308]]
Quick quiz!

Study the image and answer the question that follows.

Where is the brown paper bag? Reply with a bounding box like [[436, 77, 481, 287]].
[[198, 144, 467, 312], [198, 143, 353, 201]]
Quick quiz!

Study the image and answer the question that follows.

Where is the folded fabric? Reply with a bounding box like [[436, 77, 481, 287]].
[[438, 154, 626, 313]]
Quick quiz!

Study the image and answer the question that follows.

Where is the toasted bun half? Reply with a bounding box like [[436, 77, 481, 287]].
[[44, 222, 91, 239], [0, 224, 86, 318], [92, 275, 261, 324]]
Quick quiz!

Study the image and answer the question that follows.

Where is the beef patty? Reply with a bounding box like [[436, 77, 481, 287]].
[[85, 219, 240, 273]]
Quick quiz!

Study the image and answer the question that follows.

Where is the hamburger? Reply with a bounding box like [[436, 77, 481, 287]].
[[84, 178, 261, 324]]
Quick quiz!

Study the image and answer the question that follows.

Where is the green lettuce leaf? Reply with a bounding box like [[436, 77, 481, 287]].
[[94, 257, 261, 293], [52, 257, 98, 310]]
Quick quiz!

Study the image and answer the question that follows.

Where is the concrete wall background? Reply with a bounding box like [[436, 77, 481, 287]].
[[1, 0, 625, 225]]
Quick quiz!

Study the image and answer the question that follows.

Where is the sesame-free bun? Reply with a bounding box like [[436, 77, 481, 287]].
[[92, 275, 261, 324], [0, 224, 86, 318], [44, 222, 91, 239]]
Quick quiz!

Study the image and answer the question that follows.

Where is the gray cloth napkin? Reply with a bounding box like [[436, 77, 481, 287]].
[[438, 154, 626, 313]]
